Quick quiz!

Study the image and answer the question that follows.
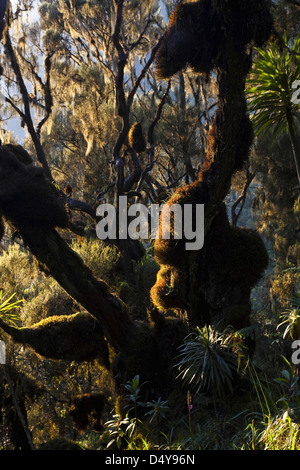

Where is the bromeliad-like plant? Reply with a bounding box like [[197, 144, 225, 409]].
[[175, 324, 240, 399], [0, 291, 22, 326], [277, 292, 300, 341], [247, 33, 300, 187]]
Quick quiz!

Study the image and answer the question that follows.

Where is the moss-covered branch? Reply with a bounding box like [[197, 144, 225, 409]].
[[0, 312, 110, 366], [0, 145, 139, 356]]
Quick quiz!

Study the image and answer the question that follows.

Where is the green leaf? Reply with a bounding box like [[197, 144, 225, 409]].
[[281, 370, 291, 381]]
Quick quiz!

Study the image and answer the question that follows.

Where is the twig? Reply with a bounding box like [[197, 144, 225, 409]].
[[3, 30, 52, 180], [2, 363, 35, 450], [136, 82, 171, 193], [231, 168, 256, 226]]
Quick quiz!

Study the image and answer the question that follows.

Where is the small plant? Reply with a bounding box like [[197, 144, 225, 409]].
[[277, 294, 300, 340], [123, 375, 146, 419], [145, 396, 169, 423], [105, 414, 138, 449], [175, 325, 239, 399], [0, 291, 22, 326], [105, 375, 169, 449], [274, 356, 300, 416]]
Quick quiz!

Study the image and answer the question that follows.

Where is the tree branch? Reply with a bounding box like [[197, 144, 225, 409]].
[[3, 30, 52, 180], [136, 81, 171, 192], [36, 53, 54, 138], [231, 168, 256, 226]]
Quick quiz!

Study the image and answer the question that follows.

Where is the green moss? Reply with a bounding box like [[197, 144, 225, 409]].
[[38, 438, 85, 450], [0, 312, 110, 367], [150, 265, 187, 313]]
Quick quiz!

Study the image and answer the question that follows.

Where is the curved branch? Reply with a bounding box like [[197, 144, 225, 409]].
[[67, 198, 97, 220], [36, 53, 54, 138]]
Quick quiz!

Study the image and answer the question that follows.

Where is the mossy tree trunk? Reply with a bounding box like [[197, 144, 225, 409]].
[[150, 0, 271, 331]]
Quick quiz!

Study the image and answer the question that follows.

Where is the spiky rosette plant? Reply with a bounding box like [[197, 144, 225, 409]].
[[247, 33, 300, 186], [175, 324, 239, 399], [0, 291, 22, 327], [277, 293, 300, 341]]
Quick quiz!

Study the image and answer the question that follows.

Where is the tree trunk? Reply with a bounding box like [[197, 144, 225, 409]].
[[150, 1, 270, 331]]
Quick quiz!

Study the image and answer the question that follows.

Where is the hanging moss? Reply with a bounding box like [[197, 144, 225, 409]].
[[151, 201, 269, 328], [150, 265, 187, 312]]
